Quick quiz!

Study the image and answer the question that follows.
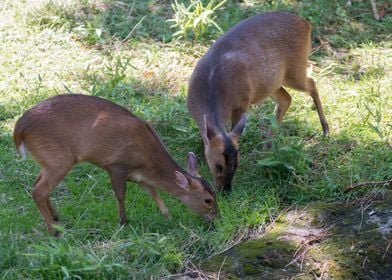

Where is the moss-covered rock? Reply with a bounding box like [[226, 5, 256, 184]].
[[203, 191, 392, 279]]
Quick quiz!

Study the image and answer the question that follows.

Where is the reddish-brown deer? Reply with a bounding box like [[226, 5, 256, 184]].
[[14, 94, 217, 235], [187, 12, 329, 191]]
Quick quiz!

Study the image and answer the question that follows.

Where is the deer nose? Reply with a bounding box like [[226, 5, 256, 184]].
[[223, 182, 232, 192], [214, 176, 233, 191], [205, 210, 217, 221], [214, 178, 225, 190]]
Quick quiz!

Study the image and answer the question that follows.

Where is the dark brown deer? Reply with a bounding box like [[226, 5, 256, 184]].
[[187, 11, 329, 191], [14, 94, 217, 235]]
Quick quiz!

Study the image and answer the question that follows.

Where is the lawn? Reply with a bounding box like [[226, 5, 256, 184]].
[[0, 0, 391, 279]]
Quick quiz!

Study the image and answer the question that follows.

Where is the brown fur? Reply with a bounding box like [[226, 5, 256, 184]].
[[14, 94, 217, 235], [187, 12, 329, 191]]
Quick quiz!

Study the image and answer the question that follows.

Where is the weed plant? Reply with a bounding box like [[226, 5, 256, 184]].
[[168, 0, 227, 41]]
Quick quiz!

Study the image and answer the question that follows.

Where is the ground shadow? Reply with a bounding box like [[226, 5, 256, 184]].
[[202, 190, 392, 279], [30, 1, 391, 47]]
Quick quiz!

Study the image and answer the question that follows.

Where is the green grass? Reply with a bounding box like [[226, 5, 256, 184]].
[[0, 0, 391, 278]]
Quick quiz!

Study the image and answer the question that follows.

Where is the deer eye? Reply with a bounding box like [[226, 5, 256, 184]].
[[204, 198, 212, 204], [215, 163, 223, 172]]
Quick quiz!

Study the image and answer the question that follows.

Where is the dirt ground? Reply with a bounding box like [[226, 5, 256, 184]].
[[202, 190, 392, 279]]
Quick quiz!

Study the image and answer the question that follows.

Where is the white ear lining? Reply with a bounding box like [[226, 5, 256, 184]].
[[187, 152, 200, 177], [174, 171, 189, 190]]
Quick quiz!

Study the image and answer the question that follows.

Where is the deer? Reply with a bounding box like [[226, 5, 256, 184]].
[[13, 94, 217, 235], [187, 11, 330, 192]]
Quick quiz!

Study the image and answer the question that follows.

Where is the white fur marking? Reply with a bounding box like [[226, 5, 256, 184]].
[[222, 51, 239, 60], [18, 142, 27, 160], [133, 173, 145, 183]]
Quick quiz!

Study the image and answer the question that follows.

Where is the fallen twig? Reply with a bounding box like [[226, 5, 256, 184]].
[[358, 202, 374, 234], [370, 0, 380, 21], [358, 203, 365, 234], [285, 231, 329, 270], [170, 261, 209, 280], [383, 239, 392, 260], [311, 36, 333, 55], [217, 256, 227, 280], [345, 179, 392, 192], [121, 15, 146, 43], [362, 256, 368, 268]]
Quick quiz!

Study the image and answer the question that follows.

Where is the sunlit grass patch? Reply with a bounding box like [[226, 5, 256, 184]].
[[0, 5, 102, 120]]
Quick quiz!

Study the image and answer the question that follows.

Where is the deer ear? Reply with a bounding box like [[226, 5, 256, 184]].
[[202, 114, 217, 142], [187, 152, 200, 177], [175, 171, 189, 190], [229, 114, 247, 144]]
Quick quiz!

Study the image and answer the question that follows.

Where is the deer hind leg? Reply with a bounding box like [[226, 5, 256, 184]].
[[272, 87, 292, 123], [305, 77, 329, 136], [293, 77, 330, 136], [33, 172, 58, 220], [47, 197, 58, 221], [263, 87, 292, 148], [32, 165, 72, 236], [35, 173, 59, 222], [108, 168, 128, 225]]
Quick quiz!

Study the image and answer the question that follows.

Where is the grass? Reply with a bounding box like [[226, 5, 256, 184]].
[[0, 0, 391, 278]]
